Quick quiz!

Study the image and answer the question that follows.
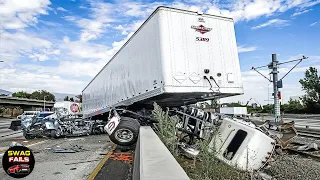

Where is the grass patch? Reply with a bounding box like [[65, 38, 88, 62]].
[[152, 103, 250, 180]]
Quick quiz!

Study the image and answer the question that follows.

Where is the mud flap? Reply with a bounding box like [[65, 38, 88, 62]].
[[9, 120, 21, 131]]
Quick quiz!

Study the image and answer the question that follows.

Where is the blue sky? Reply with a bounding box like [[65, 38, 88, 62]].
[[0, 0, 319, 105]]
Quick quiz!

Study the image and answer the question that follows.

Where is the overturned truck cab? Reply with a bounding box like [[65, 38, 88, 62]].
[[210, 118, 276, 171]]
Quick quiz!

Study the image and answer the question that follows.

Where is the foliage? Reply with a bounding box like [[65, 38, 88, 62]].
[[260, 104, 274, 113], [12, 90, 55, 102], [0, 94, 8, 96], [281, 98, 305, 113], [12, 91, 31, 99], [152, 103, 179, 154], [64, 96, 69, 101], [69, 97, 74, 102], [299, 67, 320, 113], [152, 103, 249, 180], [30, 90, 55, 102], [221, 102, 244, 107]]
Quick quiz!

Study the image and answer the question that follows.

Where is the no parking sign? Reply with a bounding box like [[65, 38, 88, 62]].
[[70, 103, 79, 113]]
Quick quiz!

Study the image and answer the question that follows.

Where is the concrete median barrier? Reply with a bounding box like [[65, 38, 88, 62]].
[[133, 126, 190, 180]]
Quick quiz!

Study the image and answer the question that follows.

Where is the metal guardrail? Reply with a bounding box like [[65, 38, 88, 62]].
[[133, 126, 190, 180]]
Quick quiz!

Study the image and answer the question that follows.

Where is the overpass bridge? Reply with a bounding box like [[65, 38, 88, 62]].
[[0, 96, 55, 111]]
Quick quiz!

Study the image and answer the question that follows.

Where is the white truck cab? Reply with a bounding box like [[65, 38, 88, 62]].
[[53, 101, 82, 116], [210, 117, 275, 171]]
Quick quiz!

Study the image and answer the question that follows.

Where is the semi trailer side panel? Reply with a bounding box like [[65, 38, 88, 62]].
[[82, 7, 244, 118], [82, 11, 164, 116]]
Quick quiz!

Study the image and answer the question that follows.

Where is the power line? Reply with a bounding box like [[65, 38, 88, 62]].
[[251, 54, 308, 125]]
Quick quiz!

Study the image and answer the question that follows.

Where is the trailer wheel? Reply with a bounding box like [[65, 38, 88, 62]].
[[109, 117, 140, 146]]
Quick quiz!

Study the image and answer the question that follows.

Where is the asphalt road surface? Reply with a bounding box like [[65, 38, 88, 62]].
[[0, 118, 132, 180]]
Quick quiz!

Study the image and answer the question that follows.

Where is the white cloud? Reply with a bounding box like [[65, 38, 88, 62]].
[[221, 68, 307, 105], [298, 0, 320, 8], [0, 31, 54, 64], [237, 45, 258, 53], [310, 22, 318, 26], [28, 53, 49, 61], [205, 0, 320, 23], [291, 9, 312, 17], [63, 1, 115, 42], [61, 37, 110, 59], [56, 7, 67, 12], [122, 2, 164, 18], [114, 20, 144, 35], [252, 19, 290, 29], [0, 68, 86, 94], [0, 0, 51, 29]]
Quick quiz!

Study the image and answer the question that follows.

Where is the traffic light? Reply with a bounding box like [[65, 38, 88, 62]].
[[278, 91, 281, 100]]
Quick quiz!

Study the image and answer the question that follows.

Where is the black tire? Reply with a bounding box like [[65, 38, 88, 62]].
[[109, 117, 140, 146], [23, 131, 34, 139], [24, 134, 34, 139], [51, 128, 62, 139]]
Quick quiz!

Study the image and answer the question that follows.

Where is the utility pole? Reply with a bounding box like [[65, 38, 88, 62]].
[[251, 54, 307, 125], [44, 95, 48, 111], [271, 54, 280, 123]]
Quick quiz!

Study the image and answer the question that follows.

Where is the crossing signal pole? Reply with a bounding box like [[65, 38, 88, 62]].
[[251, 54, 307, 125]]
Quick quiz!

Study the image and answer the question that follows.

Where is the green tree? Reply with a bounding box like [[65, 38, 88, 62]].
[[64, 96, 69, 101], [299, 67, 320, 113], [12, 91, 31, 99], [281, 98, 304, 113], [221, 102, 243, 107], [261, 104, 274, 113], [69, 97, 74, 102], [30, 90, 56, 102]]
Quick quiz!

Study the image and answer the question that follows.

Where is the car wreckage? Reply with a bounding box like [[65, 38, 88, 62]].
[[20, 109, 106, 139]]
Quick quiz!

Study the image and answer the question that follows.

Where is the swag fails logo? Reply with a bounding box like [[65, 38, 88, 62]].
[[2, 146, 35, 178]]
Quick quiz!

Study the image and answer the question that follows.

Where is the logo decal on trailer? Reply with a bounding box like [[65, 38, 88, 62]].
[[198, 17, 205, 23], [196, 37, 209, 42], [191, 25, 212, 34]]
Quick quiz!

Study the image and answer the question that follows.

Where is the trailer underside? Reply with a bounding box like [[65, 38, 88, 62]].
[[87, 91, 242, 119]]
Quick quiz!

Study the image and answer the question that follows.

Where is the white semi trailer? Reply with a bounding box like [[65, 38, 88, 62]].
[[82, 7, 293, 171], [83, 6, 243, 144]]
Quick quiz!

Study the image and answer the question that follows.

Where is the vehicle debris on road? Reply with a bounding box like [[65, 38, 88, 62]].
[[19, 108, 107, 140], [51, 144, 89, 153]]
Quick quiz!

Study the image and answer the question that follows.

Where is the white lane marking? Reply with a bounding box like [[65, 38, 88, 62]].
[[0, 139, 49, 156]]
